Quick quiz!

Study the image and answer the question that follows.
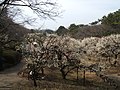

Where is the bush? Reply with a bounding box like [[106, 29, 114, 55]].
[[2, 49, 22, 68]]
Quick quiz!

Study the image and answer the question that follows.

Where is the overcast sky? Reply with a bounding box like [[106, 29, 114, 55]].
[[24, 0, 120, 30]]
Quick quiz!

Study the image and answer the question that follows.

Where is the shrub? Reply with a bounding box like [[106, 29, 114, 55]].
[[2, 49, 21, 68]]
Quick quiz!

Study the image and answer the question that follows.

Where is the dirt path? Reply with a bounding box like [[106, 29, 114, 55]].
[[0, 60, 26, 90], [107, 74, 120, 86], [0, 60, 120, 90]]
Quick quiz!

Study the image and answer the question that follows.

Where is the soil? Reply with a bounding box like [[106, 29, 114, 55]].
[[0, 60, 120, 90], [0, 60, 26, 90]]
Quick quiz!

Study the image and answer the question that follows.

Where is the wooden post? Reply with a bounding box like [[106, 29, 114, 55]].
[[83, 69, 86, 86], [76, 67, 78, 80]]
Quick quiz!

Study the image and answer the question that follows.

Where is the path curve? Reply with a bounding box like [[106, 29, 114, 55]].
[[0, 60, 26, 90]]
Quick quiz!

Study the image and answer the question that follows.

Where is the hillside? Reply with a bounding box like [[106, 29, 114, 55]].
[[55, 24, 120, 39], [69, 25, 120, 39], [0, 8, 31, 41], [55, 9, 120, 39], [0, 15, 30, 40]]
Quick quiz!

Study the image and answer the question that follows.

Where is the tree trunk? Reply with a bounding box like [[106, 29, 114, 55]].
[[33, 75, 37, 87], [32, 66, 37, 87], [41, 67, 44, 74], [60, 68, 66, 79], [108, 57, 112, 66]]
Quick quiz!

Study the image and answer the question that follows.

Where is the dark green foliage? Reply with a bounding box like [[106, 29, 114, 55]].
[[68, 24, 79, 33], [68, 24, 79, 36], [0, 47, 3, 56], [101, 9, 120, 28], [56, 26, 68, 35], [58, 24, 120, 39], [68, 24, 79, 30], [0, 56, 5, 71], [56, 10, 120, 39], [1, 50, 21, 68], [78, 24, 88, 27], [90, 21, 99, 25], [0, 8, 28, 70]]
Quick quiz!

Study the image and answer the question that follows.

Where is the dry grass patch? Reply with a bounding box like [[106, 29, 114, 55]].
[[11, 67, 118, 90]]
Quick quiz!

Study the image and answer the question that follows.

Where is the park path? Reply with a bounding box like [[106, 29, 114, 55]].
[[0, 60, 26, 90], [107, 74, 120, 86]]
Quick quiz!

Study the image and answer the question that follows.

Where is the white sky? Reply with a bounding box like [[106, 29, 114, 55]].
[[22, 0, 120, 30]]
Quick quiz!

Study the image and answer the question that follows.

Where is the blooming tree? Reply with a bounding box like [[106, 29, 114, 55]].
[[20, 32, 120, 86], [21, 33, 81, 80], [96, 34, 120, 67]]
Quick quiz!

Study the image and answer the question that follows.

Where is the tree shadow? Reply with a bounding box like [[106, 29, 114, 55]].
[[0, 60, 25, 74]]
